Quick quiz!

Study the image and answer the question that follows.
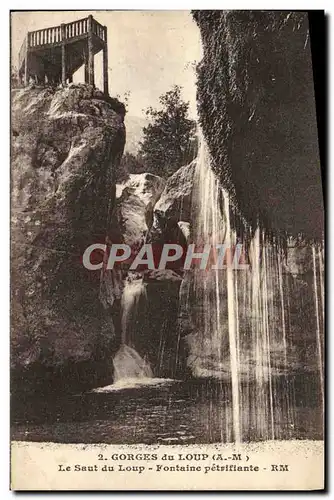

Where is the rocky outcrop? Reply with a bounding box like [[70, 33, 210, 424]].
[[149, 160, 195, 246], [114, 173, 165, 248], [11, 84, 125, 394], [193, 11, 324, 239]]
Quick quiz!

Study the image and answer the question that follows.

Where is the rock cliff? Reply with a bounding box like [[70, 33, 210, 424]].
[[11, 84, 125, 394], [193, 11, 324, 238]]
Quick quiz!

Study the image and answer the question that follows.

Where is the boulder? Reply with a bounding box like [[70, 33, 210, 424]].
[[149, 160, 196, 245]]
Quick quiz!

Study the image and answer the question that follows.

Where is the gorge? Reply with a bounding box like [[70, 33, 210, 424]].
[[11, 11, 324, 445]]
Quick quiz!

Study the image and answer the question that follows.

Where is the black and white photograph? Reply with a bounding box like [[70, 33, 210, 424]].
[[10, 9, 325, 491]]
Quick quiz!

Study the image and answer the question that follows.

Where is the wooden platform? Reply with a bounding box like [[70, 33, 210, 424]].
[[18, 15, 109, 94]]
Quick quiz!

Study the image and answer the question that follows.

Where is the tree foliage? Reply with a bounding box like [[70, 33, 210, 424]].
[[138, 85, 197, 177]]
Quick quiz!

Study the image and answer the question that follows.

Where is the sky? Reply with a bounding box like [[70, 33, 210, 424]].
[[11, 11, 203, 119]]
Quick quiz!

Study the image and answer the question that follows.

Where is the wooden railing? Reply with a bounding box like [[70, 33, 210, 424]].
[[91, 18, 106, 42], [28, 25, 62, 48], [18, 16, 107, 69], [65, 18, 89, 40]]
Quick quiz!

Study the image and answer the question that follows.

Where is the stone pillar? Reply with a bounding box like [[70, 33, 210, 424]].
[[103, 27, 108, 95], [87, 15, 94, 86], [61, 23, 66, 85]]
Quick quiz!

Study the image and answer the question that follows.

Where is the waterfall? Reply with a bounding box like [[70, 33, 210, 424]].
[[312, 246, 324, 407], [223, 186, 241, 443], [180, 139, 242, 442], [180, 135, 324, 442], [113, 277, 153, 383], [113, 344, 153, 382], [121, 277, 147, 345]]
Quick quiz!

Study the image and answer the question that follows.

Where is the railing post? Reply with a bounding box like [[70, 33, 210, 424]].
[[87, 15, 94, 86], [84, 46, 89, 84], [103, 26, 109, 95], [61, 23, 66, 85]]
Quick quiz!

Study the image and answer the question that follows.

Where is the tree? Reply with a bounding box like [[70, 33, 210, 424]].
[[138, 85, 197, 177], [116, 90, 131, 112]]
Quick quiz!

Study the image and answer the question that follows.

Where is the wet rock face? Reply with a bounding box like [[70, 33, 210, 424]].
[[285, 242, 314, 277], [132, 270, 186, 379], [11, 84, 125, 394], [193, 11, 324, 238]]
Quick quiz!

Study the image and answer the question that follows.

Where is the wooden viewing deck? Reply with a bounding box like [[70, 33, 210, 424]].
[[18, 15, 109, 94]]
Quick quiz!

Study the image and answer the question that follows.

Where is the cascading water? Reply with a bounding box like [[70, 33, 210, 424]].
[[121, 277, 147, 346], [312, 246, 324, 406], [179, 135, 324, 443], [180, 139, 242, 442], [113, 344, 153, 383], [113, 277, 153, 384]]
